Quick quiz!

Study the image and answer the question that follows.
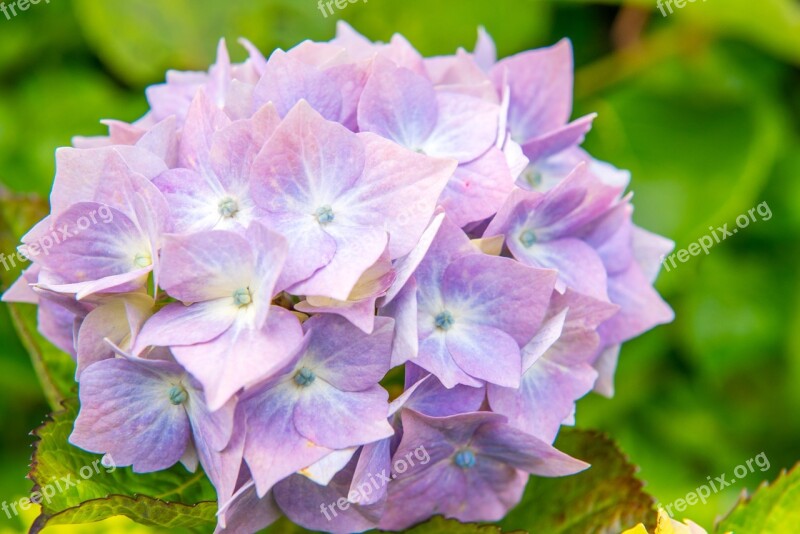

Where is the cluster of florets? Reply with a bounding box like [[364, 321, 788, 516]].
[[3, 23, 673, 533]]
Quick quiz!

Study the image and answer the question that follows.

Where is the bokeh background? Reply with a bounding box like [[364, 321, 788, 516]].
[[0, 0, 798, 532]]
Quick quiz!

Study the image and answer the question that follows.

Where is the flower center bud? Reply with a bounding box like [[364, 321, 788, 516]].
[[434, 311, 455, 331], [523, 166, 543, 188], [519, 229, 537, 248], [293, 367, 316, 387], [133, 252, 152, 268], [454, 449, 476, 469], [315, 205, 335, 225], [218, 197, 239, 218], [168, 385, 188, 405], [232, 288, 252, 307]]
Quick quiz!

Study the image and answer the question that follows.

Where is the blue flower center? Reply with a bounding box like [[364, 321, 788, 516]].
[[435, 311, 454, 331], [218, 197, 239, 218], [454, 449, 476, 469], [519, 229, 537, 248], [293, 367, 316, 387], [168, 385, 188, 405], [232, 288, 252, 307], [315, 205, 335, 225]]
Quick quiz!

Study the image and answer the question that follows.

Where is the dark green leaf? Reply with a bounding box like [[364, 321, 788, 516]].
[[29, 401, 217, 532], [499, 429, 655, 534]]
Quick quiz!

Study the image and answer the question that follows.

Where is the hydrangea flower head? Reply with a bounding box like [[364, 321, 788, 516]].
[[2, 23, 674, 532]]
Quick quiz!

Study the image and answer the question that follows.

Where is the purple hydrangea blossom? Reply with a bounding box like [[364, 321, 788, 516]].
[[1, 23, 675, 532]]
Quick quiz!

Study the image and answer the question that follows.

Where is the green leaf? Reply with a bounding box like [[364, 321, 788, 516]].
[[29, 400, 218, 532], [499, 429, 655, 534], [400, 516, 522, 533], [71, 0, 334, 86], [716, 462, 800, 533], [560, 0, 800, 66], [343, 0, 551, 58], [0, 190, 77, 410]]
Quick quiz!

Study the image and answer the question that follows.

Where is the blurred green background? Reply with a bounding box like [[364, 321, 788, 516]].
[[0, 0, 798, 532]]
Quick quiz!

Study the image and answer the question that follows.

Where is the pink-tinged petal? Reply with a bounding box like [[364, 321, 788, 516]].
[[174, 307, 304, 411], [357, 58, 438, 149], [36, 268, 152, 302], [216, 482, 281, 533], [426, 50, 496, 100], [300, 315, 394, 391], [208, 119, 260, 192], [69, 358, 190, 473], [382, 212, 444, 306], [414, 215, 478, 294], [159, 231, 254, 303], [472, 420, 589, 476], [136, 115, 179, 168], [134, 300, 239, 351], [403, 363, 485, 417], [442, 254, 557, 345], [598, 262, 674, 346], [299, 448, 358, 486], [348, 133, 457, 258], [289, 226, 387, 301], [632, 225, 674, 283], [296, 296, 378, 334], [381, 277, 419, 368], [294, 383, 394, 449], [179, 90, 232, 170], [152, 168, 223, 234], [473, 26, 497, 71], [582, 201, 634, 276], [243, 385, 332, 496], [187, 393, 241, 503], [416, 335, 483, 389], [592, 345, 620, 397], [520, 308, 567, 372], [446, 324, 521, 388], [2, 266, 39, 304], [326, 58, 371, 131], [254, 50, 343, 121], [438, 148, 515, 227], [381, 34, 427, 75], [520, 113, 596, 163], [295, 245, 394, 333], [491, 39, 574, 143], [547, 289, 618, 366], [38, 299, 80, 358], [208, 38, 232, 108], [33, 202, 153, 287], [272, 214, 337, 290], [76, 294, 154, 379], [504, 137, 530, 181], [247, 222, 289, 323], [421, 91, 499, 162], [530, 163, 622, 238], [50, 146, 167, 216], [508, 237, 609, 300], [275, 464, 384, 534], [248, 102, 282, 145], [350, 439, 393, 506]]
